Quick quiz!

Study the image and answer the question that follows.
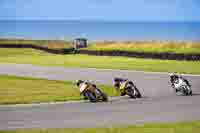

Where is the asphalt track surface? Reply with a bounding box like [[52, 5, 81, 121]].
[[0, 64, 200, 130]]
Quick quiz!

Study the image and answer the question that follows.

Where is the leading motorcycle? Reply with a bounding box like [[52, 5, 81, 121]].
[[171, 77, 192, 96]]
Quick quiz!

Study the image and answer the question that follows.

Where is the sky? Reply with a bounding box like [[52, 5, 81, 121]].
[[0, 0, 200, 21]]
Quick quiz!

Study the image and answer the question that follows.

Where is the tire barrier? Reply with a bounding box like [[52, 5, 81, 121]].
[[78, 50, 200, 61]]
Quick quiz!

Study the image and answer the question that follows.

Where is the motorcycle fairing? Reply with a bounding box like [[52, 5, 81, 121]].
[[79, 83, 96, 93]]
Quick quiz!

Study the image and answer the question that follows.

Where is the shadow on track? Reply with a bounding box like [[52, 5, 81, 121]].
[[191, 93, 200, 96]]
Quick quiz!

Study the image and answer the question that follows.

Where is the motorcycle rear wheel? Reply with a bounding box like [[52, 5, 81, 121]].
[[134, 87, 142, 98], [185, 90, 192, 96], [96, 88, 108, 102], [126, 88, 136, 98]]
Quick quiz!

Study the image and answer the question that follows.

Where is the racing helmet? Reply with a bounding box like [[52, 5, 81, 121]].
[[114, 77, 127, 82], [114, 77, 121, 82], [76, 80, 84, 86], [170, 73, 179, 81]]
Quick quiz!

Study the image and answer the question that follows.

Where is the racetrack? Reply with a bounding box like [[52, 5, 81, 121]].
[[0, 64, 200, 130]]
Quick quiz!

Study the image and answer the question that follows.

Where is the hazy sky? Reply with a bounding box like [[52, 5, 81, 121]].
[[0, 0, 200, 21]]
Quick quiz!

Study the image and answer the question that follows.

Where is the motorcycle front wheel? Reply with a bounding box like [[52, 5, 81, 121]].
[[101, 92, 108, 102], [96, 88, 108, 102], [85, 91, 97, 103], [134, 87, 142, 98]]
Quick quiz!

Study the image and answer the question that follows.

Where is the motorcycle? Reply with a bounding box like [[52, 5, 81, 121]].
[[79, 82, 108, 102], [119, 80, 142, 98], [172, 78, 192, 96]]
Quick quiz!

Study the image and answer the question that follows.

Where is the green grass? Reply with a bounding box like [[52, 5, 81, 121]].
[[0, 48, 200, 74], [0, 48, 51, 57], [0, 75, 115, 105], [1, 121, 200, 133], [86, 41, 200, 54]]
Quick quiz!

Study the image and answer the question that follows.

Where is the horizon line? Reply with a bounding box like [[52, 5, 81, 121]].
[[0, 19, 200, 23]]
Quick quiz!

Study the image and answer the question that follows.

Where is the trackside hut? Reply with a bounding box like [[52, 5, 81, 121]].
[[73, 38, 88, 49]]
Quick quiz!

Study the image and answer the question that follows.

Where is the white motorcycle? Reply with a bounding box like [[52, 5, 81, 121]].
[[172, 78, 192, 96]]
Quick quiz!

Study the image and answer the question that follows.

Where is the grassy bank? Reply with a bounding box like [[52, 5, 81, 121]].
[[0, 75, 115, 105], [1, 121, 200, 133], [86, 41, 200, 54], [1, 39, 200, 54], [0, 48, 200, 74], [0, 38, 72, 49]]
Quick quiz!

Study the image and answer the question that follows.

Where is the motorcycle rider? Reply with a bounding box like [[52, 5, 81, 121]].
[[76, 80, 100, 99], [170, 73, 191, 92], [113, 77, 142, 98]]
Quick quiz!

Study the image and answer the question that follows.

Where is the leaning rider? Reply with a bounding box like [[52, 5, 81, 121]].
[[170, 73, 191, 91], [113, 77, 139, 97], [76, 80, 97, 99]]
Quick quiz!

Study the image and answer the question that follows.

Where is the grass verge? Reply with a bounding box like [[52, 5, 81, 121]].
[[86, 41, 200, 54], [0, 48, 200, 74], [1, 39, 200, 54], [0, 38, 72, 49], [0, 121, 200, 133], [0, 75, 115, 105]]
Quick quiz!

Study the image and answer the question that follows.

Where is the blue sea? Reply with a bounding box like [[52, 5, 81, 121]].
[[0, 21, 200, 41]]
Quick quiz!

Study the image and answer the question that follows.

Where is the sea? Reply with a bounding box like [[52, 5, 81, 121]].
[[0, 20, 200, 41]]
